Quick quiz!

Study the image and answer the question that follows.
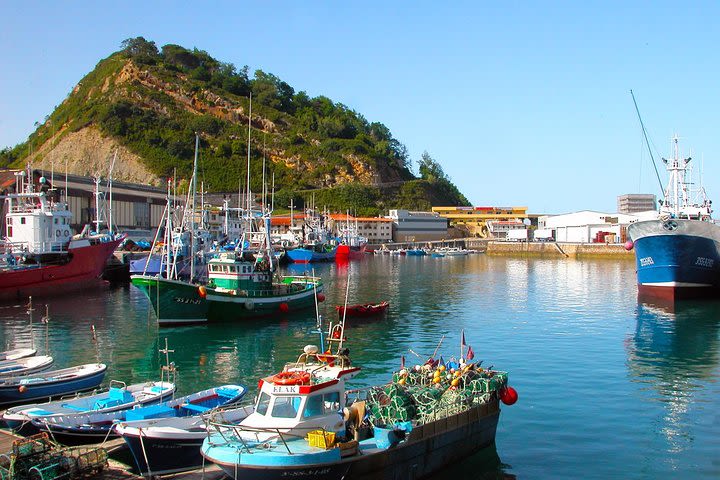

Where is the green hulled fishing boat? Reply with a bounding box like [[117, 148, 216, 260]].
[[132, 233, 323, 326]]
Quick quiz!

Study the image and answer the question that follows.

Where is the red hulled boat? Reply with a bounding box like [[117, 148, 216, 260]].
[[335, 300, 389, 318], [0, 169, 123, 301]]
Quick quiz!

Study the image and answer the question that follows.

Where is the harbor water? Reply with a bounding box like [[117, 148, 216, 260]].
[[0, 254, 718, 479]]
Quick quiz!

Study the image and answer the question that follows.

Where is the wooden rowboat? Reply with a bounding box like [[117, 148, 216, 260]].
[[335, 301, 389, 318]]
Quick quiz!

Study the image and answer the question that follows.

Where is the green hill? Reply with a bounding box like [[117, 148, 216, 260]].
[[0, 37, 469, 215]]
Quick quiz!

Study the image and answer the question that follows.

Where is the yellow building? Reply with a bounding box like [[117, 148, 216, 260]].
[[431, 206, 529, 237]]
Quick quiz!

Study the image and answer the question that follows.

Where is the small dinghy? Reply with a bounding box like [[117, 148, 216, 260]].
[[34, 384, 247, 446], [115, 392, 251, 476], [0, 348, 36, 362], [0, 355, 54, 378], [0, 363, 107, 407], [3, 380, 176, 435], [335, 301, 389, 318]]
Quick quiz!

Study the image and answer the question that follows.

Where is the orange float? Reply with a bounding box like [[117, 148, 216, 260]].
[[271, 371, 311, 386]]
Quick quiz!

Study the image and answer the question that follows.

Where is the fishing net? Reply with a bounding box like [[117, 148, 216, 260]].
[[368, 363, 508, 427]]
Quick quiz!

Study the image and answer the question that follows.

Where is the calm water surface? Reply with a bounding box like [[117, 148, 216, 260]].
[[1, 254, 718, 479]]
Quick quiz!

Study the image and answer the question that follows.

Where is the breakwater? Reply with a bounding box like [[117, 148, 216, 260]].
[[485, 241, 634, 259]]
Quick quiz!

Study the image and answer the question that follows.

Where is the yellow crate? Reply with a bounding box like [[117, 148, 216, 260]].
[[306, 430, 336, 449]]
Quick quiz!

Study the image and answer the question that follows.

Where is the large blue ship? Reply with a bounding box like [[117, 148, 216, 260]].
[[628, 136, 720, 300]]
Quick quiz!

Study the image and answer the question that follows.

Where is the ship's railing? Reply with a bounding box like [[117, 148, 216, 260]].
[[0, 240, 68, 255], [203, 418, 336, 455]]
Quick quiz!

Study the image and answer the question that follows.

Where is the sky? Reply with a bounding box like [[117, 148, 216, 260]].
[[2, 1, 720, 214]]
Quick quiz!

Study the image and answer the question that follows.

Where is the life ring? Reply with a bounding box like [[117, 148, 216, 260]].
[[271, 371, 310, 385], [245, 299, 255, 310]]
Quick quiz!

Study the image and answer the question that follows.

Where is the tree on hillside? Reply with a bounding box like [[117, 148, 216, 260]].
[[418, 151, 447, 182], [121, 37, 159, 64], [417, 151, 470, 206]]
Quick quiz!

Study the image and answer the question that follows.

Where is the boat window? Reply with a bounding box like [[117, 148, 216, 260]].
[[21, 218, 25, 224], [271, 396, 301, 418], [303, 394, 324, 418], [256, 392, 271, 416], [302, 392, 341, 418], [323, 392, 340, 413]]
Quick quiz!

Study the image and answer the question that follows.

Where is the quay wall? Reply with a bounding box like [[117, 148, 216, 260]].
[[486, 241, 634, 259]]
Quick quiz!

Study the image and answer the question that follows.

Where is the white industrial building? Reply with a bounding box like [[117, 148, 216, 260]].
[[537, 210, 639, 243]]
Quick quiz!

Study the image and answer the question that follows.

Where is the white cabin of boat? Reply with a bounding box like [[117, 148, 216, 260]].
[[239, 346, 360, 441]]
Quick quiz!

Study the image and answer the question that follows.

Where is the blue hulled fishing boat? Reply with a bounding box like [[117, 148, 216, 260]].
[[0, 363, 107, 407], [628, 136, 720, 300], [200, 320, 517, 480], [3, 380, 176, 434]]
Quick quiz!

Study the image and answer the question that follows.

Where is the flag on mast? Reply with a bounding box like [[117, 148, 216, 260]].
[[467, 345, 475, 360]]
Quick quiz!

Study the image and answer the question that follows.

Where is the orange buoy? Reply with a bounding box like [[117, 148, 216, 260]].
[[18, 385, 27, 393], [500, 386, 518, 405], [198, 286, 207, 298], [271, 371, 311, 385]]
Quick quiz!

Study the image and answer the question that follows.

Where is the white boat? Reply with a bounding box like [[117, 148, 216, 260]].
[[0, 355, 54, 378], [0, 348, 36, 362], [115, 400, 252, 476]]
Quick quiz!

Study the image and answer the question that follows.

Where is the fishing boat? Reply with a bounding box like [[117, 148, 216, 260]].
[[114, 386, 249, 476], [335, 215, 368, 260], [200, 320, 517, 480], [285, 209, 338, 264], [132, 232, 324, 325], [285, 244, 338, 263], [0, 363, 107, 407], [34, 384, 246, 446], [2, 380, 176, 435], [0, 348, 36, 362], [627, 135, 720, 300], [0, 355, 54, 378], [131, 135, 323, 325], [335, 301, 389, 318], [0, 168, 124, 301]]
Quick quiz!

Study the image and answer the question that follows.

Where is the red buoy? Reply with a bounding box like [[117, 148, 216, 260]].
[[500, 386, 518, 405], [317, 293, 326, 303], [18, 385, 27, 393], [624, 240, 634, 251], [279, 302, 289, 313], [198, 286, 207, 298]]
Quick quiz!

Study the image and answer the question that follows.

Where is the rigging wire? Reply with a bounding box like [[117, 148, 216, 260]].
[[630, 90, 665, 198]]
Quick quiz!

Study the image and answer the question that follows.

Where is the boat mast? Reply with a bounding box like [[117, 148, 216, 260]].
[[93, 176, 102, 233], [190, 134, 199, 282], [165, 181, 173, 280], [246, 93, 252, 214], [107, 150, 117, 236]]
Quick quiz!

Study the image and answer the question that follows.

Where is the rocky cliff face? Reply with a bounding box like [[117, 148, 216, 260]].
[[28, 125, 158, 184]]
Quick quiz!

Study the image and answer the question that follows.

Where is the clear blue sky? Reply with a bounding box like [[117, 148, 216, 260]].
[[2, 1, 719, 214]]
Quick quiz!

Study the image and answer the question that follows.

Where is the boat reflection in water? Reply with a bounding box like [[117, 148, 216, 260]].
[[628, 298, 720, 461], [424, 443, 515, 480]]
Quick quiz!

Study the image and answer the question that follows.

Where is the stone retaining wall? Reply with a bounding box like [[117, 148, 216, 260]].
[[486, 241, 634, 259]]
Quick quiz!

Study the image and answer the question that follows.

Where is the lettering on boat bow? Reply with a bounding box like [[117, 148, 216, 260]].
[[173, 297, 203, 305]]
